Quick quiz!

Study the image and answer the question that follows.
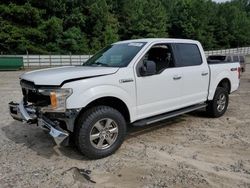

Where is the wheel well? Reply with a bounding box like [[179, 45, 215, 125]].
[[217, 78, 231, 94], [80, 97, 130, 123]]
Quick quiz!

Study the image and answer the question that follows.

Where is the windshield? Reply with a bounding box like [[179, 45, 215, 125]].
[[83, 42, 146, 67]]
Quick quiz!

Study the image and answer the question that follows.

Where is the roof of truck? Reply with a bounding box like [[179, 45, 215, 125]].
[[114, 38, 199, 44]]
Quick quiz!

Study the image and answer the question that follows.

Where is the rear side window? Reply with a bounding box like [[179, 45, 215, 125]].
[[174, 43, 202, 67], [239, 56, 245, 63], [233, 56, 239, 62]]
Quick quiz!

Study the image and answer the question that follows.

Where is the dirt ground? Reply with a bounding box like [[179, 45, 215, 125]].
[[0, 65, 250, 188]]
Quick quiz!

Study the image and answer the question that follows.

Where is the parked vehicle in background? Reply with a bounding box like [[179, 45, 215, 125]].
[[207, 54, 246, 72], [9, 38, 241, 159]]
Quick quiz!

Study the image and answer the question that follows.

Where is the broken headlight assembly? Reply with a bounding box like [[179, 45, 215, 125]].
[[38, 88, 72, 112]]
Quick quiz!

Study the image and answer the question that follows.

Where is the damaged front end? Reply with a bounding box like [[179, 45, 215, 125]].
[[9, 79, 79, 146]]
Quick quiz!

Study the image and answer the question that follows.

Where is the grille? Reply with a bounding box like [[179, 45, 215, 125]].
[[20, 80, 51, 106]]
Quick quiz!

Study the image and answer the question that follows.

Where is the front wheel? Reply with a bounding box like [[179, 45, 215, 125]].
[[75, 106, 126, 159], [206, 87, 229, 118]]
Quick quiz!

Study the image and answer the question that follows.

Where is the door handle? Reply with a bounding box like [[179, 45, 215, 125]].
[[201, 72, 208, 76], [173, 75, 182, 80]]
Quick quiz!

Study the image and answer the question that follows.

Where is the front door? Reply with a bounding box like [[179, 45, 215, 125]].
[[135, 43, 183, 120]]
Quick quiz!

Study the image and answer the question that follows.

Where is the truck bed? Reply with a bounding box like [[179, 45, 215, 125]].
[[208, 62, 240, 100]]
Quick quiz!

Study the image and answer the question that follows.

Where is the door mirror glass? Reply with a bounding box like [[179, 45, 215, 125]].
[[140, 60, 156, 76]]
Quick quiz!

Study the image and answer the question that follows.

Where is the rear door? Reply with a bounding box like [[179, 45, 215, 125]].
[[172, 43, 209, 106]]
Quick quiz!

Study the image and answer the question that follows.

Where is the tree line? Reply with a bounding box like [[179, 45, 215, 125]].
[[0, 0, 250, 54]]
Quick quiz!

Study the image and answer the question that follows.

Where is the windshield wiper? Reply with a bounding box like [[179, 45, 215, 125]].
[[90, 62, 109, 67]]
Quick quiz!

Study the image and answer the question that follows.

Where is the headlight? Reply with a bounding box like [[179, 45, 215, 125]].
[[38, 88, 72, 112]]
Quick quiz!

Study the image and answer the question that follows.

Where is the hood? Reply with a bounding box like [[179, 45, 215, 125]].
[[20, 66, 119, 86]]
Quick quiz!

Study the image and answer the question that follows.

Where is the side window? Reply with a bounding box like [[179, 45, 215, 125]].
[[239, 56, 245, 63], [174, 43, 202, 67], [233, 56, 239, 62], [227, 56, 232, 62], [138, 43, 175, 74]]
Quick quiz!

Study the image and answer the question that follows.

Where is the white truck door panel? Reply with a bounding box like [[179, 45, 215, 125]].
[[136, 68, 183, 119], [172, 43, 209, 106], [180, 64, 209, 106]]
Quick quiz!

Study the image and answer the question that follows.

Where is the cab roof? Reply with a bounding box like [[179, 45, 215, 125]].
[[114, 38, 199, 45]]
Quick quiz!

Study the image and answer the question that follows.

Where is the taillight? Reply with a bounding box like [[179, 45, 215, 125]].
[[238, 67, 241, 79]]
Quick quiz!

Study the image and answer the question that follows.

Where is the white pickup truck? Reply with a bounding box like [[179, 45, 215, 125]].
[[9, 38, 240, 159]]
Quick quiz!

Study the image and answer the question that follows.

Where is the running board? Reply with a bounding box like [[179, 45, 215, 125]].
[[133, 103, 207, 126]]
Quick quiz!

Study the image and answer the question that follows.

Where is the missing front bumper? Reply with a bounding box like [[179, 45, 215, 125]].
[[9, 100, 69, 146]]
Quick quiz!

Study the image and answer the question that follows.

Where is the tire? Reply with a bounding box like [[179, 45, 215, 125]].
[[206, 87, 229, 118], [75, 106, 126, 159]]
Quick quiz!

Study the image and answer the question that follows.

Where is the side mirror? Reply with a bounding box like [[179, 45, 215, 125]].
[[140, 60, 156, 76]]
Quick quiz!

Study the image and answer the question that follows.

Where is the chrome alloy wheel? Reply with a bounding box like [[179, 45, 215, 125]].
[[90, 118, 118, 149], [217, 93, 226, 112]]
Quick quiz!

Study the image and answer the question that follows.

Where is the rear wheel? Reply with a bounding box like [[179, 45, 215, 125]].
[[75, 106, 126, 159], [206, 87, 229, 118]]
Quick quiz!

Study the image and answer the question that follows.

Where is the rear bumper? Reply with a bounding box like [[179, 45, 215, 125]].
[[9, 101, 69, 146]]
